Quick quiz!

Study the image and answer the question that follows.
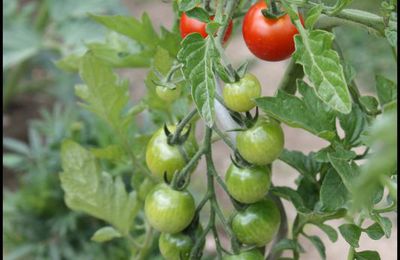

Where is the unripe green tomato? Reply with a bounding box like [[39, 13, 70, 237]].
[[159, 232, 193, 260], [156, 85, 181, 102], [232, 198, 281, 246], [236, 118, 284, 165], [138, 178, 156, 202], [223, 250, 264, 260], [225, 164, 271, 204], [145, 183, 195, 234], [223, 73, 261, 112], [158, 224, 204, 260], [145, 125, 198, 181]]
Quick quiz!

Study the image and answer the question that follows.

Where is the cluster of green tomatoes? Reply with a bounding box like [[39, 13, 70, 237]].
[[141, 1, 298, 259]]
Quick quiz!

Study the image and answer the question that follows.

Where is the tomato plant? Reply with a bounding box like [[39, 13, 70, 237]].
[[57, 0, 397, 259]]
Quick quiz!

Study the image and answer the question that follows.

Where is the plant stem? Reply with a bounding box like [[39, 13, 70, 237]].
[[135, 224, 154, 260], [216, 0, 239, 44], [212, 125, 236, 151], [169, 109, 198, 144]]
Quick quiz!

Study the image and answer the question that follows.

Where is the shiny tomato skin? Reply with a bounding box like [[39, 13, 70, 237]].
[[223, 73, 261, 112], [225, 164, 271, 204], [180, 13, 233, 43], [223, 250, 265, 260], [236, 118, 284, 165], [242, 1, 303, 61], [145, 125, 198, 181], [156, 85, 181, 102], [144, 183, 195, 234], [159, 232, 193, 260], [232, 198, 281, 246]]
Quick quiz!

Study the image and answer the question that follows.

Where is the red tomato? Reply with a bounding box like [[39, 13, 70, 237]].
[[242, 1, 303, 61], [180, 13, 233, 43]]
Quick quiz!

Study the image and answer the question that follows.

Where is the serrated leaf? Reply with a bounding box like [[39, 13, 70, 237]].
[[339, 224, 362, 248], [354, 250, 381, 260], [305, 235, 326, 259], [78, 53, 132, 136], [185, 7, 210, 23], [293, 30, 352, 114], [271, 239, 305, 254], [56, 54, 82, 72], [279, 149, 321, 181], [313, 143, 357, 162], [328, 155, 359, 191], [375, 75, 397, 108], [90, 13, 159, 49], [60, 140, 139, 235], [312, 222, 338, 242], [320, 168, 349, 211], [270, 186, 309, 213], [91, 226, 122, 242], [256, 80, 337, 141], [363, 222, 384, 240], [338, 104, 368, 147], [178, 34, 218, 127], [306, 4, 323, 29]]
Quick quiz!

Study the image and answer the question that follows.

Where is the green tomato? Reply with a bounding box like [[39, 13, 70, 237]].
[[236, 118, 284, 165], [223, 250, 264, 260], [223, 73, 261, 112], [145, 125, 198, 181], [145, 183, 195, 234], [225, 164, 271, 204], [232, 198, 281, 246], [159, 224, 204, 260], [156, 85, 181, 102], [159, 232, 193, 260]]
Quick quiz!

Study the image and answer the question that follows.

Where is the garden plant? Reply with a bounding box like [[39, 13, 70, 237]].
[[51, 0, 397, 259]]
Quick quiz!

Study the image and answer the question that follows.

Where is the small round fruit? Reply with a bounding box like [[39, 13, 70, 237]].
[[156, 85, 181, 102], [223, 250, 264, 260], [145, 125, 198, 181], [159, 232, 193, 260], [225, 164, 271, 203], [145, 183, 195, 234], [236, 118, 284, 165], [180, 13, 233, 43], [242, 1, 303, 61], [232, 198, 281, 246], [223, 73, 261, 112]]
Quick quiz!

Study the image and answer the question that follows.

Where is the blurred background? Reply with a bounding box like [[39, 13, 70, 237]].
[[3, 0, 397, 259]]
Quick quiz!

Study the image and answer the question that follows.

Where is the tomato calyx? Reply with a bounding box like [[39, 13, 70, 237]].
[[228, 106, 259, 130], [261, 0, 286, 19], [163, 123, 192, 146]]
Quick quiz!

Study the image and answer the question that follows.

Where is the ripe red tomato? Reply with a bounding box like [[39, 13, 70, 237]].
[[242, 1, 303, 61], [180, 13, 233, 43]]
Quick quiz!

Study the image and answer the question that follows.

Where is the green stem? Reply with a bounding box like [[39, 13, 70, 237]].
[[134, 225, 154, 260], [169, 109, 198, 144], [216, 0, 239, 44], [212, 125, 236, 151]]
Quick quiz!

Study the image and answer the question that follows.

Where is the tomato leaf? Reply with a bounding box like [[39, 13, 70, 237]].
[[338, 104, 368, 147], [339, 224, 362, 248], [271, 238, 305, 254], [256, 80, 337, 141], [320, 168, 349, 211], [305, 235, 326, 260], [328, 155, 359, 191], [375, 75, 397, 108], [313, 143, 357, 162], [312, 222, 338, 242], [371, 214, 392, 238], [60, 141, 140, 236], [178, 34, 218, 127], [185, 7, 210, 23], [279, 150, 321, 182], [178, 0, 201, 12], [363, 222, 385, 240], [270, 186, 310, 213], [91, 226, 122, 243], [305, 4, 323, 29], [293, 29, 352, 114], [354, 250, 381, 260]]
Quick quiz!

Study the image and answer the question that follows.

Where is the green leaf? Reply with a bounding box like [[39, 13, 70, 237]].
[[293, 30, 352, 114], [372, 214, 392, 238], [90, 13, 159, 49], [305, 4, 323, 29], [2, 153, 24, 169], [60, 140, 139, 235], [256, 80, 337, 141], [3, 137, 30, 155], [279, 149, 321, 182], [91, 226, 122, 242], [354, 250, 381, 260], [91, 145, 125, 162], [339, 224, 362, 248], [338, 104, 368, 146], [312, 222, 338, 242], [375, 75, 397, 108], [77, 53, 132, 137], [185, 7, 210, 23], [159, 26, 182, 57], [363, 222, 384, 240], [270, 186, 309, 213], [313, 143, 357, 162], [271, 239, 305, 254], [297, 178, 320, 210], [56, 54, 82, 72], [320, 168, 349, 211], [328, 155, 359, 191], [305, 235, 326, 260], [359, 96, 379, 115], [178, 34, 218, 127], [178, 0, 201, 12]]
